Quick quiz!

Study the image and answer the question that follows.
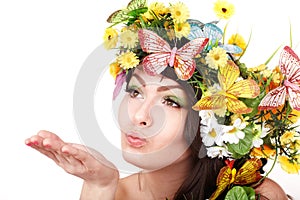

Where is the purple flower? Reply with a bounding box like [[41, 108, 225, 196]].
[[113, 71, 126, 100]]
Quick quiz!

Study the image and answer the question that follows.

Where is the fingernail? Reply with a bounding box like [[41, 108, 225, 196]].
[[25, 141, 33, 146]]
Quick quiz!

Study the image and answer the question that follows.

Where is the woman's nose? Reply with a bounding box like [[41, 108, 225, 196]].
[[132, 101, 153, 127]]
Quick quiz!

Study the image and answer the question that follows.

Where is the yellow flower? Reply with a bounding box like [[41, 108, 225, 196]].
[[289, 109, 300, 123], [103, 28, 118, 49], [120, 30, 138, 49], [228, 34, 246, 56], [205, 47, 228, 69], [248, 64, 267, 73], [143, 2, 167, 20], [250, 145, 276, 158], [262, 69, 272, 79], [214, 0, 235, 20], [278, 155, 300, 174], [231, 114, 249, 125], [109, 62, 122, 79], [280, 131, 296, 146], [174, 22, 190, 39], [294, 140, 300, 150], [170, 2, 190, 24], [272, 66, 284, 85], [117, 51, 139, 69]]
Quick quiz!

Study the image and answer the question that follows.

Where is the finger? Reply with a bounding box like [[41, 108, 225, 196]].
[[42, 137, 66, 152], [37, 130, 62, 141], [61, 144, 91, 164], [62, 144, 115, 169], [25, 135, 44, 147]]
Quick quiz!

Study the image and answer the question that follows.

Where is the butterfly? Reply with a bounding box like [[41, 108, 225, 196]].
[[187, 19, 242, 54], [138, 29, 209, 80], [258, 46, 300, 111], [209, 158, 263, 200], [107, 0, 147, 24], [193, 60, 260, 114]]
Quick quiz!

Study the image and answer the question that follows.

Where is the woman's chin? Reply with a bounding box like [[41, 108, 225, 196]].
[[121, 147, 189, 171]]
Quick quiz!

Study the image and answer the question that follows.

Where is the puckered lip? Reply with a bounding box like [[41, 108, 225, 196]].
[[125, 132, 147, 148]]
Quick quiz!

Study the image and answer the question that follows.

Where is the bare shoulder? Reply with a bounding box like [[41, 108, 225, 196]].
[[255, 178, 288, 200], [115, 174, 140, 200]]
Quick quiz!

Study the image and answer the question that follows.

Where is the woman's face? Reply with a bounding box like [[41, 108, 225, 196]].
[[118, 67, 191, 170]]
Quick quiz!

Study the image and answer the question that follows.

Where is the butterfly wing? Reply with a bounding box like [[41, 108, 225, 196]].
[[177, 37, 209, 60], [287, 85, 300, 110], [219, 44, 243, 54], [187, 19, 205, 40], [173, 56, 195, 80], [203, 23, 223, 45], [280, 46, 300, 83], [218, 60, 239, 91], [209, 166, 232, 200], [107, 10, 128, 23], [234, 158, 263, 185], [138, 29, 171, 53], [174, 37, 208, 80], [142, 53, 170, 75], [127, 0, 147, 10], [218, 61, 258, 114], [226, 97, 253, 114], [138, 29, 172, 75], [192, 94, 225, 111], [258, 86, 286, 110], [107, 0, 147, 23], [228, 79, 260, 99]]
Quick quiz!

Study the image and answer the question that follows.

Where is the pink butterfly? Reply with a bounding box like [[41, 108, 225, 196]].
[[258, 46, 300, 111], [138, 29, 208, 80]]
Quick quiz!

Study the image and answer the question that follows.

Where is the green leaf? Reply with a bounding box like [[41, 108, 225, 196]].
[[242, 186, 256, 200], [264, 45, 282, 65], [227, 127, 254, 157], [127, 7, 148, 17], [225, 186, 248, 200]]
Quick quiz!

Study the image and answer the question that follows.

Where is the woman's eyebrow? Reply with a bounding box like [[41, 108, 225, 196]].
[[132, 73, 183, 92], [132, 74, 145, 86], [157, 85, 183, 92]]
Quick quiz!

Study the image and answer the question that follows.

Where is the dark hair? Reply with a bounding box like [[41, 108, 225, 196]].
[[126, 66, 226, 200]]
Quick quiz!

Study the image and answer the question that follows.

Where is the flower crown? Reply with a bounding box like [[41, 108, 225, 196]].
[[103, 0, 300, 198]]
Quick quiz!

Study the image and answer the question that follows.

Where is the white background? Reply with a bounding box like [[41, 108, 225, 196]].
[[1, 0, 300, 199]]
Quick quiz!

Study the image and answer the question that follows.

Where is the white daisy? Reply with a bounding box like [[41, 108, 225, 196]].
[[199, 110, 230, 146], [207, 146, 231, 158], [252, 123, 270, 148], [222, 118, 246, 144]]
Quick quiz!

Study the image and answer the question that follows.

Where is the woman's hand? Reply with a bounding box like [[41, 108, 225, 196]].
[[25, 130, 119, 199]]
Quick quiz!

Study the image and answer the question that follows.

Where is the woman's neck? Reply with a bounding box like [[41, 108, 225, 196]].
[[139, 150, 194, 200]]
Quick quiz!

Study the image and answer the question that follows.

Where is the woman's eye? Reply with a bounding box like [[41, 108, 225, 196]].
[[128, 89, 141, 98], [162, 97, 181, 108]]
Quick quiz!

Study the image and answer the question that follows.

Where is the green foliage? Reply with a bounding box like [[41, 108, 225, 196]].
[[225, 186, 256, 200], [227, 127, 254, 159]]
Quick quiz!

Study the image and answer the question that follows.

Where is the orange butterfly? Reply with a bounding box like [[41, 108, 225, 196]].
[[193, 60, 260, 114], [209, 158, 263, 200]]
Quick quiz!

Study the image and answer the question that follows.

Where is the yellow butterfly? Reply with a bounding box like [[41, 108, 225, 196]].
[[193, 60, 260, 114], [209, 158, 263, 200]]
